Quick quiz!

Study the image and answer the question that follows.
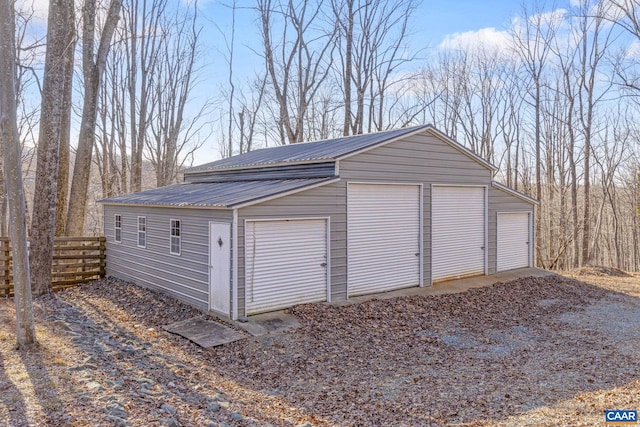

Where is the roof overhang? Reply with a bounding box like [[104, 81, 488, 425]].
[[185, 158, 334, 175], [98, 177, 341, 209], [492, 181, 540, 205]]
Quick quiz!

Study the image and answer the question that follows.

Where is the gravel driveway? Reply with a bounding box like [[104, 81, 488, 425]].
[[1, 272, 638, 426]]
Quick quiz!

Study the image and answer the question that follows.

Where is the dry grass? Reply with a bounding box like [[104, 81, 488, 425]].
[[0, 270, 638, 426]]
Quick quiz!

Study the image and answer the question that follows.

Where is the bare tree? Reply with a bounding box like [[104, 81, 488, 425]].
[[66, 0, 123, 236], [0, 0, 37, 349], [257, 0, 336, 144], [573, 0, 617, 265], [511, 5, 561, 264], [144, 3, 208, 186], [29, 0, 75, 295], [332, 0, 418, 135]]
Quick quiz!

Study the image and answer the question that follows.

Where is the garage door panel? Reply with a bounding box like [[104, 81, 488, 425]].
[[245, 219, 327, 314], [497, 212, 530, 271], [348, 183, 421, 295], [432, 186, 485, 281]]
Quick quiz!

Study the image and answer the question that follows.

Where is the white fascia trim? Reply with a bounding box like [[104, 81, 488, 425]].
[[491, 181, 540, 205], [245, 216, 332, 222], [184, 158, 333, 175], [419, 184, 424, 287], [326, 217, 332, 303], [231, 177, 340, 209], [348, 180, 424, 186], [232, 210, 239, 320], [484, 185, 488, 275], [100, 202, 231, 210], [425, 126, 498, 172]]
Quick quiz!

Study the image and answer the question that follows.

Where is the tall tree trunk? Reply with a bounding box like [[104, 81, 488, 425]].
[[55, 44, 75, 237], [29, 0, 75, 295], [0, 0, 37, 349], [66, 0, 122, 236], [582, 138, 591, 265]]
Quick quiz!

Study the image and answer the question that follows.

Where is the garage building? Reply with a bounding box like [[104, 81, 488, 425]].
[[101, 124, 538, 319]]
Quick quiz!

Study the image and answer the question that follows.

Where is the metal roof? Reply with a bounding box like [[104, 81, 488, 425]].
[[185, 124, 431, 173], [99, 178, 337, 208]]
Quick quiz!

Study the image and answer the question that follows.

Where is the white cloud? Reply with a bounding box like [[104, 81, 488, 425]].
[[626, 39, 640, 59], [15, 0, 49, 23], [437, 27, 512, 54], [532, 8, 567, 27]]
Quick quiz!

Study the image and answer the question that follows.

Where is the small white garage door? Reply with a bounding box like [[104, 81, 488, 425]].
[[347, 183, 421, 296], [432, 186, 485, 281], [244, 219, 328, 314], [497, 212, 531, 271]]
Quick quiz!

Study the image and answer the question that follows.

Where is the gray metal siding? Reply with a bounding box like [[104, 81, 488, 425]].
[[184, 162, 336, 183], [103, 204, 232, 310], [488, 186, 535, 274], [339, 133, 494, 286], [237, 181, 346, 317]]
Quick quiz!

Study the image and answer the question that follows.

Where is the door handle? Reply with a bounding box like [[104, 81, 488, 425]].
[[320, 262, 327, 267]]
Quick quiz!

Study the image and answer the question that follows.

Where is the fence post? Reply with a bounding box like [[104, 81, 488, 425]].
[[1, 238, 11, 296], [99, 236, 106, 278]]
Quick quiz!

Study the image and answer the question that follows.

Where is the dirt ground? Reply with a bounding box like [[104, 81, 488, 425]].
[[0, 269, 638, 426]]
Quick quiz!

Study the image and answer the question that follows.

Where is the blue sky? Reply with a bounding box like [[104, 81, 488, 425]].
[[196, 0, 525, 80], [189, 0, 539, 161], [18, 0, 572, 164]]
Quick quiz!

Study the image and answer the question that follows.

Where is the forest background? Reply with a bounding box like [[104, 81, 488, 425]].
[[7, 0, 640, 287]]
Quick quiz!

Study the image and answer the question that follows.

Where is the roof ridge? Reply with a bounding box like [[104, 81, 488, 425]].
[[185, 124, 431, 174]]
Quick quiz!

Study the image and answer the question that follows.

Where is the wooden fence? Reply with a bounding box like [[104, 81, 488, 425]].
[[0, 236, 106, 296]]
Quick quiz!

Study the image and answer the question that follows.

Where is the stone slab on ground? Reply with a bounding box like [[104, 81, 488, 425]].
[[234, 311, 300, 337], [163, 316, 246, 348]]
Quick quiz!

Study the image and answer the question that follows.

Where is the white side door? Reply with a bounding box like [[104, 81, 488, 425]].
[[209, 222, 231, 314]]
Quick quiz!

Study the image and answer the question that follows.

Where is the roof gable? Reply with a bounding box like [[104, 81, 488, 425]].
[[185, 124, 497, 175], [185, 125, 431, 173]]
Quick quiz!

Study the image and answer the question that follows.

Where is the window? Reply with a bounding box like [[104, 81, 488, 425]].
[[170, 219, 181, 255], [137, 216, 146, 248], [114, 215, 122, 243]]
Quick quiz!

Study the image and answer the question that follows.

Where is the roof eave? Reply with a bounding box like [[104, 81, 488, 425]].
[[491, 181, 540, 205], [184, 158, 335, 175], [98, 201, 232, 209]]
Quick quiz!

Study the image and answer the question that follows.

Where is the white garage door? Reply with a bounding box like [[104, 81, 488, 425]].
[[244, 219, 328, 314], [497, 212, 531, 271], [432, 186, 485, 281], [347, 183, 421, 296]]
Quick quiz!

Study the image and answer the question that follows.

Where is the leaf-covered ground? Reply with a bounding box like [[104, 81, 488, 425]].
[[0, 271, 638, 426]]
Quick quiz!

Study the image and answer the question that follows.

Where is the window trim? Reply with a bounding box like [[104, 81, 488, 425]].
[[170, 218, 181, 256], [137, 216, 147, 248], [114, 214, 122, 243]]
